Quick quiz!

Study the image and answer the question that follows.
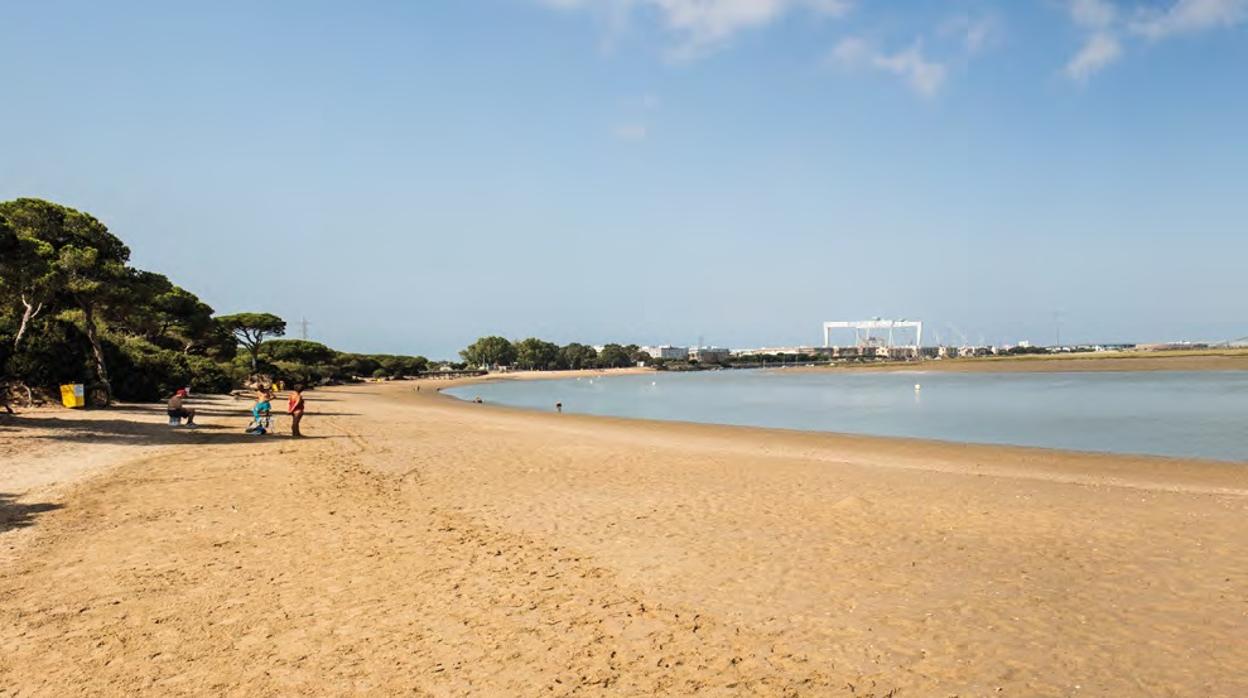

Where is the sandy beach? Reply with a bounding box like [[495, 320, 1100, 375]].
[[2, 379, 1246, 696]]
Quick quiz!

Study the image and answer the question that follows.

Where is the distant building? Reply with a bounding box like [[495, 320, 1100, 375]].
[[880, 346, 920, 360], [689, 346, 731, 363], [732, 346, 828, 358], [642, 345, 689, 360]]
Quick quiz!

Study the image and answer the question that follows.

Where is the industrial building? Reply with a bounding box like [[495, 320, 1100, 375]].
[[688, 346, 732, 363], [823, 319, 924, 359]]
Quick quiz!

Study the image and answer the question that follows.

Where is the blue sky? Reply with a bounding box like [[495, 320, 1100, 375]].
[[2, 0, 1246, 357]]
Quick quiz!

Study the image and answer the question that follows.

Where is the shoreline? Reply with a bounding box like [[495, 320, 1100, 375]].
[[775, 350, 1248, 374], [429, 369, 1248, 467], [411, 379, 1248, 493]]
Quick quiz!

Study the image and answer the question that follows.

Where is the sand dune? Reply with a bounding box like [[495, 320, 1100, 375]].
[[2, 381, 1246, 695]]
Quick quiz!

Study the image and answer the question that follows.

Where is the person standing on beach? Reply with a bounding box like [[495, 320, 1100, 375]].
[[555, 402, 562, 413], [287, 385, 306, 437]]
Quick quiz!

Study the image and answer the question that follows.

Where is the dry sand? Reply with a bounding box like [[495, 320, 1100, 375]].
[[2, 379, 1246, 696]]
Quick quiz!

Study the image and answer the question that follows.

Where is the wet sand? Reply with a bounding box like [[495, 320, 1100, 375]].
[[1, 380, 1246, 696]]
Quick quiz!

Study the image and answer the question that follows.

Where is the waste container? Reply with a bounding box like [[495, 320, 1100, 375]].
[[60, 384, 86, 408]]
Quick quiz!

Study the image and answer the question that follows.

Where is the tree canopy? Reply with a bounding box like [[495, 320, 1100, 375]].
[[0, 198, 133, 401], [515, 337, 561, 371], [460, 336, 517, 368], [260, 339, 337, 366], [1, 198, 433, 405], [597, 343, 633, 369], [559, 343, 598, 370], [217, 313, 287, 371], [456, 337, 657, 372]]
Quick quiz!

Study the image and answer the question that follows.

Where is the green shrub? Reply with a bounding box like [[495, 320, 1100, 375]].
[[4, 318, 94, 389], [105, 335, 192, 402], [186, 355, 232, 394]]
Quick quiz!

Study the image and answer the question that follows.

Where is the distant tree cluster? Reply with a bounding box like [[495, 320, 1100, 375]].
[[459, 337, 651, 371], [259, 339, 430, 384], [0, 198, 428, 405], [1002, 345, 1050, 355]]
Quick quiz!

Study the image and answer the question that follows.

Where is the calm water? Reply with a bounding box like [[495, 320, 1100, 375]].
[[448, 370, 1248, 461]]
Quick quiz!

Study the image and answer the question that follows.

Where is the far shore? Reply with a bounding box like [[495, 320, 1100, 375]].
[[773, 348, 1248, 374]]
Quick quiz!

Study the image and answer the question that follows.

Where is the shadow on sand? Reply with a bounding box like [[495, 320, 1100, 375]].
[[0, 404, 336, 446], [0, 492, 64, 533], [186, 405, 359, 418]]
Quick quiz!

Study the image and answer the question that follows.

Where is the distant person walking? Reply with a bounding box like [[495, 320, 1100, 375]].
[[555, 402, 562, 414], [287, 385, 306, 437], [167, 388, 196, 426]]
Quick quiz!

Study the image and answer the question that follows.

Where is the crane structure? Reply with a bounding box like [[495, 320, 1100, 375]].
[[823, 319, 923, 352]]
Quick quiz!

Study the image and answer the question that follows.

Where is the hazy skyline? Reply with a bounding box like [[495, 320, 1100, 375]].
[[3, 1, 1246, 358]]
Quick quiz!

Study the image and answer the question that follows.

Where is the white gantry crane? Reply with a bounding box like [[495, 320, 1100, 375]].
[[823, 318, 923, 351]]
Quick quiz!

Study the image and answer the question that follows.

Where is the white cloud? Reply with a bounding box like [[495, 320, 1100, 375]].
[[1059, 0, 1245, 82], [1129, 0, 1248, 39], [940, 15, 1002, 54], [1069, 0, 1117, 29], [1065, 31, 1123, 80], [1062, 0, 1119, 83], [538, 0, 854, 58], [830, 38, 947, 97], [830, 36, 871, 65], [875, 44, 948, 96]]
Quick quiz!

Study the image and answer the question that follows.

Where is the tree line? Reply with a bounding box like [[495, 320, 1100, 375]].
[[459, 336, 652, 371], [0, 198, 428, 405]]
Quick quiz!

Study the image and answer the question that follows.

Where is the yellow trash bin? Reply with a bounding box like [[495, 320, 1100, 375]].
[[60, 384, 86, 408]]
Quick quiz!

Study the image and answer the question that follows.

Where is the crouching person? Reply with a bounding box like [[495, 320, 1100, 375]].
[[167, 388, 197, 427]]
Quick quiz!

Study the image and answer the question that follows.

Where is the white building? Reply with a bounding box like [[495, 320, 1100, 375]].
[[641, 345, 689, 360]]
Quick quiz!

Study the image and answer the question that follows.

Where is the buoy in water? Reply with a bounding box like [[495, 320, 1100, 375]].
[[914, 383, 922, 391]]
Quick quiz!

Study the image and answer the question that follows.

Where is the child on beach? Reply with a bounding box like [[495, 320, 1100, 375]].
[[287, 385, 305, 438], [246, 389, 273, 435], [253, 390, 272, 421]]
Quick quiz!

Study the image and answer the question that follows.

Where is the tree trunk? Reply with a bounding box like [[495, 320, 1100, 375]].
[[14, 294, 43, 349], [80, 303, 112, 405], [246, 332, 262, 372]]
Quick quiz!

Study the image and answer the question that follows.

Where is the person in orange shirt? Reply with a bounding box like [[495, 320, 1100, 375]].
[[287, 384, 306, 438]]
